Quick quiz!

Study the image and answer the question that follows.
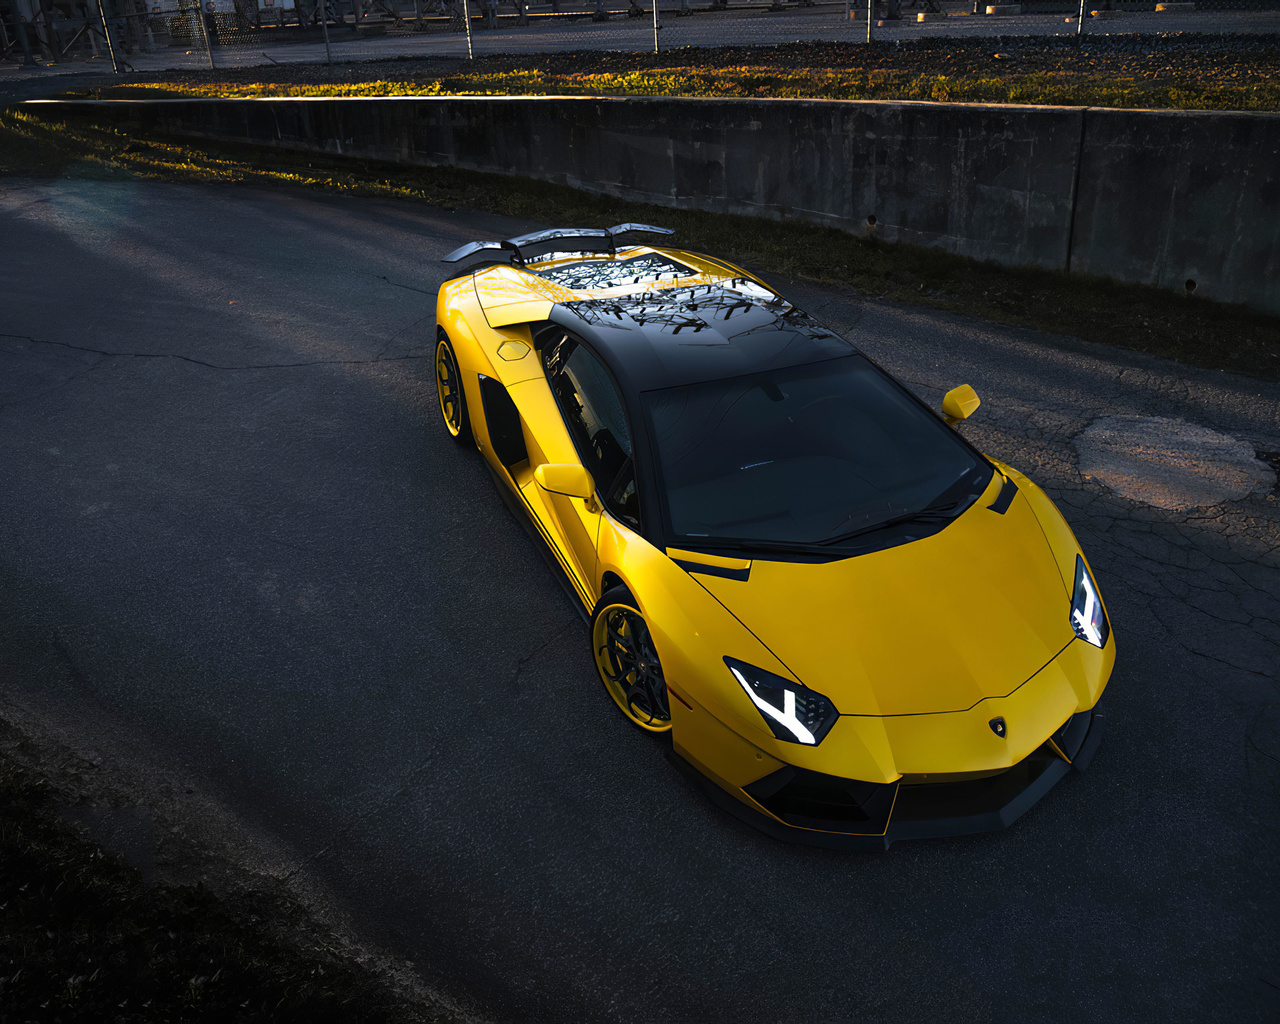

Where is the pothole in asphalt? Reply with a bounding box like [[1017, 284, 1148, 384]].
[[1074, 415, 1278, 510], [1257, 452, 1280, 495]]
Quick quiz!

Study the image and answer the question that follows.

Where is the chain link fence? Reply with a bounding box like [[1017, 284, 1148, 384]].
[[3, 0, 1278, 71]]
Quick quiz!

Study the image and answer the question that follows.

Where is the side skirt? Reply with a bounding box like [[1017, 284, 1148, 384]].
[[483, 461, 591, 623]]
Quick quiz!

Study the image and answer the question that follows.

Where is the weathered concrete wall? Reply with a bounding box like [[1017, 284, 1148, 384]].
[[1069, 107, 1280, 309], [41, 96, 1280, 315]]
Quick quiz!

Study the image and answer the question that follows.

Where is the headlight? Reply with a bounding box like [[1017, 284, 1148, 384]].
[[724, 657, 839, 745], [1070, 554, 1110, 648]]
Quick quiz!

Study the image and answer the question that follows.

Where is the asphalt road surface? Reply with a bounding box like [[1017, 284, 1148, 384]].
[[2, 178, 1278, 1023]]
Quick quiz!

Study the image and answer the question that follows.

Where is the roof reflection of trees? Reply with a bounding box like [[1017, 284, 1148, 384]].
[[538, 254, 696, 291], [573, 303, 708, 333], [570, 287, 833, 341], [732, 310, 832, 339]]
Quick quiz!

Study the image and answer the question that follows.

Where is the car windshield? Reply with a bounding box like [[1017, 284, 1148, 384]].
[[644, 355, 991, 548]]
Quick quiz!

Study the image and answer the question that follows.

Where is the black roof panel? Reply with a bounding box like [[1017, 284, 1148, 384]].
[[548, 280, 857, 393]]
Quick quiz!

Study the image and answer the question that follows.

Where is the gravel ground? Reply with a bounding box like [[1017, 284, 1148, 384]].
[[448, 32, 1280, 85]]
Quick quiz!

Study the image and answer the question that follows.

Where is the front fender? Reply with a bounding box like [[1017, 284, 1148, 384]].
[[994, 459, 1115, 708], [596, 517, 900, 786]]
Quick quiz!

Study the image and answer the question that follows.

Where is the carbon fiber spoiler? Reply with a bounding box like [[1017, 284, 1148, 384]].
[[441, 224, 673, 266]]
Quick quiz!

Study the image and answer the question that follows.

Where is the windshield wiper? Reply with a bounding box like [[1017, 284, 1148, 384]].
[[677, 537, 832, 556], [673, 498, 970, 556], [673, 470, 990, 556], [822, 467, 989, 544], [823, 502, 961, 544]]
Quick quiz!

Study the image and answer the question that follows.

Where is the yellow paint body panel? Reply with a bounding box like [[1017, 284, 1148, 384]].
[[693, 472, 1075, 716], [436, 244, 1116, 839], [877, 636, 1113, 774]]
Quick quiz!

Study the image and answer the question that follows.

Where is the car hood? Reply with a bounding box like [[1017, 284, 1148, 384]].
[[691, 481, 1076, 716]]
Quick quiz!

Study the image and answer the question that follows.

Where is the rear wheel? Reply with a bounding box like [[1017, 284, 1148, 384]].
[[591, 587, 672, 733], [435, 334, 471, 443]]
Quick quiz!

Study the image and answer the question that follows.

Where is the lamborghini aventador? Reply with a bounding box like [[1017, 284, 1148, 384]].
[[433, 224, 1115, 849]]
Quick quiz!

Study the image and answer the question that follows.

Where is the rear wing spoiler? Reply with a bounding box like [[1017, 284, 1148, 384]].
[[441, 224, 673, 267]]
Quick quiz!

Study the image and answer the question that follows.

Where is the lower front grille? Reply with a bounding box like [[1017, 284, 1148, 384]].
[[899, 766, 1011, 787], [889, 744, 1063, 827], [743, 765, 898, 835]]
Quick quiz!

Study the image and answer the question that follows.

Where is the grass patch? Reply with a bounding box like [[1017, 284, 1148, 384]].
[[0, 750, 435, 1022], [97, 68, 1280, 111], [4, 105, 1278, 381], [70, 38, 1280, 111]]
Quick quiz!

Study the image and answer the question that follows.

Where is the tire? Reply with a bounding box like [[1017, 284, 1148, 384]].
[[590, 586, 672, 733], [435, 333, 472, 443]]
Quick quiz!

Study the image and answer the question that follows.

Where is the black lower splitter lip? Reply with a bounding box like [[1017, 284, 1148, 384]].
[[667, 710, 1105, 851]]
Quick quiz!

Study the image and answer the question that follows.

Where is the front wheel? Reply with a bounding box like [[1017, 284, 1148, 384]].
[[435, 333, 471, 443], [591, 588, 672, 733]]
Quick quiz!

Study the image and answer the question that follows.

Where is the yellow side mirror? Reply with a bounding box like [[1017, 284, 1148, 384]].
[[535, 463, 595, 500], [942, 384, 981, 426]]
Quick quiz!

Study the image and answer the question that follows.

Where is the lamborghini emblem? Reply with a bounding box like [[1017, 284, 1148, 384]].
[[989, 717, 1007, 738]]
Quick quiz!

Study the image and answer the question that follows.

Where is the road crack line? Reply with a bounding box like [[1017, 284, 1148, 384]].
[[375, 274, 435, 296], [279, 620, 583, 881], [277, 753, 439, 885], [1, 332, 429, 371], [51, 631, 95, 694], [511, 619, 580, 695], [374, 312, 434, 363], [0, 355, 108, 413]]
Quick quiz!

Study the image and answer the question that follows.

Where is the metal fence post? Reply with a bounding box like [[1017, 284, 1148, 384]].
[[14, 8, 37, 65], [651, 0, 658, 53], [94, 0, 122, 71], [321, 0, 332, 61], [464, 0, 472, 57], [1075, 0, 1086, 37], [866, 0, 872, 42], [193, 0, 216, 68]]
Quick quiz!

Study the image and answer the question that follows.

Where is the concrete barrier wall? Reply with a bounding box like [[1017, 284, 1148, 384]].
[[1070, 108, 1280, 309], [45, 97, 1280, 315]]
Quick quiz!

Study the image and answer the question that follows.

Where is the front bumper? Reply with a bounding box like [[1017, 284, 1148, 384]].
[[671, 707, 1104, 851]]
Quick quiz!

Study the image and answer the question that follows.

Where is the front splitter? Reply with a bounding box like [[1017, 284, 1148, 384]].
[[668, 711, 1105, 851]]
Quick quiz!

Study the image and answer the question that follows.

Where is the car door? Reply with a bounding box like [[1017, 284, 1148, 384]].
[[496, 373, 601, 611], [539, 332, 641, 604]]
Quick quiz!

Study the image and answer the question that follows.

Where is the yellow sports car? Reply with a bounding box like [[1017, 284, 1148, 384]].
[[436, 225, 1114, 849]]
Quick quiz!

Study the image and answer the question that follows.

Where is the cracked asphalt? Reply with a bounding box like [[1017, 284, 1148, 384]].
[[1, 178, 1278, 1024]]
